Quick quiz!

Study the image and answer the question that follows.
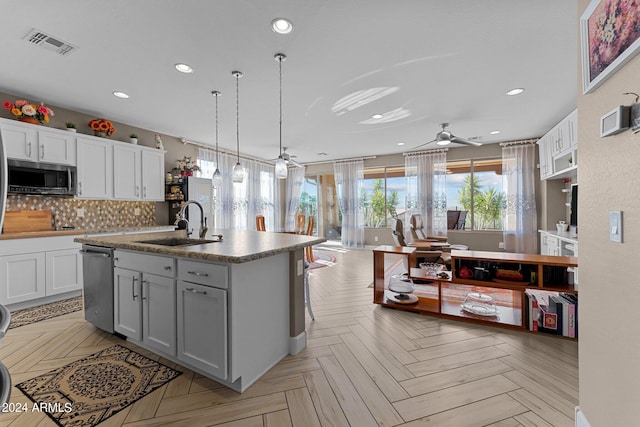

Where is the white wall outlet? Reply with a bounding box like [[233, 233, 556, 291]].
[[297, 259, 304, 276], [134, 208, 141, 216], [76, 208, 84, 218], [609, 210, 623, 243], [374, 235, 379, 242], [498, 241, 505, 249]]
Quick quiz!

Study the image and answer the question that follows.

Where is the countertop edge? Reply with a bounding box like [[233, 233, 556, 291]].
[[75, 230, 327, 264]]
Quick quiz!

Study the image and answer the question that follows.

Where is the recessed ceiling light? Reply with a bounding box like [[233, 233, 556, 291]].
[[506, 88, 524, 96], [490, 130, 501, 135], [271, 18, 293, 34], [175, 63, 194, 73], [112, 91, 129, 99], [372, 114, 383, 119], [397, 142, 405, 146]]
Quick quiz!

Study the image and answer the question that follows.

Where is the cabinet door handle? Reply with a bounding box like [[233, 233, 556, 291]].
[[40, 144, 45, 159], [186, 287, 207, 295], [27, 142, 32, 157], [143, 186, 147, 198], [132, 276, 138, 300], [136, 185, 140, 197], [187, 271, 209, 277], [78, 181, 83, 196], [164, 265, 172, 271]]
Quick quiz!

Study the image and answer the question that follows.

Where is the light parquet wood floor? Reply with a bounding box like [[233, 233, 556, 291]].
[[1, 246, 578, 427]]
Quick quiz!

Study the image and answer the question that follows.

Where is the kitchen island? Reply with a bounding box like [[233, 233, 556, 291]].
[[75, 229, 325, 393]]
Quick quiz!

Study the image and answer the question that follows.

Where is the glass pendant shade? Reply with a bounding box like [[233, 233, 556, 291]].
[[212, 168, 222, 185], [275, 157, 288, 179], [232, 162, 244, 183]]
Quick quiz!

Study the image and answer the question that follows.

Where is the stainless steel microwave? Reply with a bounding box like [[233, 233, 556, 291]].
[[7, 159, 76, 196]]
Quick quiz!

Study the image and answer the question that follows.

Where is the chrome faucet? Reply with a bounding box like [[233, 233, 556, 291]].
[[176, 200, 208, 239]]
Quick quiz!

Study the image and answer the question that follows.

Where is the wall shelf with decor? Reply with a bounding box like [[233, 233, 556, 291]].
[[372, 246, 578, 337]]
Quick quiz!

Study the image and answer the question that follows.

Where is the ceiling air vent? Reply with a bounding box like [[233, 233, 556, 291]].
[[23, 29, 77, 56]]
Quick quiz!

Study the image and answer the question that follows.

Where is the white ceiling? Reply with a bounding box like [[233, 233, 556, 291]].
[[0, 0, 577, 164]]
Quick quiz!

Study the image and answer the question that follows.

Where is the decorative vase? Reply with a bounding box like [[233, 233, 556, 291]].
[[94, 131, 107, 137], [19, 117, 40, 125], [130, 138, 138, 145]]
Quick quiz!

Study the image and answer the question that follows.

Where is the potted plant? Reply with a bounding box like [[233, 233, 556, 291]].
[[88, 118, 115, 137], [65, 122, 77, 132], [3, 99, 54, 125], [176, 156, 201, 176], [129, 133, 138, 144]]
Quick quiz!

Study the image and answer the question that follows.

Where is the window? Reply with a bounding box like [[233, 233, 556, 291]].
[[361, 166, 406, 228], [445, 159, 504, 230], [297, 177, 318, 235]]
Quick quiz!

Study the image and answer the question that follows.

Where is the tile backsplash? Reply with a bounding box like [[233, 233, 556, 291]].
[[5, 195, 156, 231]]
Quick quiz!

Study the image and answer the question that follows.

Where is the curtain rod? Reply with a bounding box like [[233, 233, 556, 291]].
[[303, 155, 377, 166], [186, 138, 277, 166], [499, 138, 539, 147], [403, 148, 449, 156]]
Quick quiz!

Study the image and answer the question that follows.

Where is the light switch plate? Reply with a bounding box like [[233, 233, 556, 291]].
[[609, 210, 622, 243], [77, 208, 84, 218]]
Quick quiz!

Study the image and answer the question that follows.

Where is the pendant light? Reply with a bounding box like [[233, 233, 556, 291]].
[[231, 71, 244, 183], [274, 53, 288, 180], [211, 90, 223, 185]]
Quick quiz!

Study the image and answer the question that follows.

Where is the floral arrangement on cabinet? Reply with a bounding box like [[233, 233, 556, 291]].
[[176, 156, 200, 176], [89, 118, 116, 137], [3, 99, 54, 124]]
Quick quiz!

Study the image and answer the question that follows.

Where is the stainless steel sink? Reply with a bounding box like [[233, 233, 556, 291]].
[[136, 237, 221, 246]]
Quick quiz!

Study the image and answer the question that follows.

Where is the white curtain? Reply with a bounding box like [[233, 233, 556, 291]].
[[404, 150, 448, 237], [334, 160, 365, 248], [502, 143, 538, 253], [198, 151, 279, 231], [283, 166, 306, 232], [196, 148, 216, 178]]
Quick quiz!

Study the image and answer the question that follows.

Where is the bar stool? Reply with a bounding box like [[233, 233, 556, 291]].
[[305, 216, 315, 262], [256, 215, 266, 231], [296, 214, 306, 234]]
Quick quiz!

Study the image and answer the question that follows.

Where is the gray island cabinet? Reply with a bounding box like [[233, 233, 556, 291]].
[[75, 229, 325, 393]]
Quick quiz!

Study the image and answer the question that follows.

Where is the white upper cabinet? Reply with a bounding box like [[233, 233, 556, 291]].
[[538, 109, 578, 180], [0, 119, 76, 165], [141, 149, 164, 201], [113, 144, 142, 200], [77, 137, 114, 199]]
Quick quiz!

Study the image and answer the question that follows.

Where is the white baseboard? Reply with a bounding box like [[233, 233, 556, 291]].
[[289, 331, 307, 355], [575, 407, 591, 427]]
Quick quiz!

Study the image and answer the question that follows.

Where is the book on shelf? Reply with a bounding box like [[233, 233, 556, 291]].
[[524, 290, 538, 332], [560, 292, 578, 338], [549, 295, 566, 336]]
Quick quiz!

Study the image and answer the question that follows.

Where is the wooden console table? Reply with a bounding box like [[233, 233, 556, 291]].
[[372, 246, 579, 336]]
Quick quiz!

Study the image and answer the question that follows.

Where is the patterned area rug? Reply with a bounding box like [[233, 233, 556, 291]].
[[17, 344, 181, 427], [9, 296, 83, 329], [308, 252, 337, 270]]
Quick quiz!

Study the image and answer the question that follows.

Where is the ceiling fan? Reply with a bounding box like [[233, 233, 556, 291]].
[[414, 123, 483, 149], [272, 147, 303, 168]]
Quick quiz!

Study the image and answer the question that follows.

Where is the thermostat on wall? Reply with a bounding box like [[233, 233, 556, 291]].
[[600, 105, 630, 137]]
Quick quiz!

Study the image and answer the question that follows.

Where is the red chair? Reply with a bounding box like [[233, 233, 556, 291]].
[[305, 216, 315, 262], [256, 215, 266, 232]]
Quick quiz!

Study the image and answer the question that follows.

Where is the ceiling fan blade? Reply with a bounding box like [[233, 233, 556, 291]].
[[450, 135, 483, 146], [289, 158, 303, 168], [411, 138, 438, 149]]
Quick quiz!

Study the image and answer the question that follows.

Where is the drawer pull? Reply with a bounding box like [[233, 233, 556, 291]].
[[186, 287, 207, 295], [164, 265, 172, 270], [187, 271, 209, 277]]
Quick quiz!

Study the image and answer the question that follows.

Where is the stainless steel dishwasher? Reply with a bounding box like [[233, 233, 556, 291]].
[[80, 245, 114, 333]]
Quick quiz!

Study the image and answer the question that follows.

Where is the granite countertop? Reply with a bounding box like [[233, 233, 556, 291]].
[[0, 225, 176, 240], [75, 229, 327, 264]]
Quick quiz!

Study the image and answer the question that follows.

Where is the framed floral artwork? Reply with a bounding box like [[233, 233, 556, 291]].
[[581, 0, 640, 94]]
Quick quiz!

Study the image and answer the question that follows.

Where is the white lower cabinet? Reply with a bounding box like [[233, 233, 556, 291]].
[[114, 251, 176, 356], [0, 237, 83, 305], [0, 253, 46, 304], [176, 280, 227, 380], [46, 249, 83, 296]]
